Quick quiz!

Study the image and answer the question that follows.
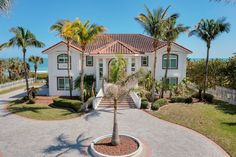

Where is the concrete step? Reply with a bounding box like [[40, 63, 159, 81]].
[[98, 96, 136, 109]]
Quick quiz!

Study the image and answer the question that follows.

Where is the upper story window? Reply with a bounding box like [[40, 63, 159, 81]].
[[57, 54, 71, 70], [99, 59, 103, 79], [131, 58, 135, 72], [141, 56, 149, 67], [162, 54, 178, 69], [86, 56, 93, 66]]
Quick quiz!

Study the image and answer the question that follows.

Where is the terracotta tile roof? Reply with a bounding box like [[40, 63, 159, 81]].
[[43, 34, 192, 54], [90, 40, 140, 54], [72, 34, 166, 54]]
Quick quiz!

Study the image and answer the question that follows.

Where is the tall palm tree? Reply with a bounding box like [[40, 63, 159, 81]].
[[50, 19, 74, 98], [29, 56, 43, 82], [4, 27, 45, 97], [103, 56, 143, 146], [135, 6, 177, 101], [189, 18, 230, 98], [0, 0, 11, 13], [70, 19, 105, 108], [161, 17, 189, 98]]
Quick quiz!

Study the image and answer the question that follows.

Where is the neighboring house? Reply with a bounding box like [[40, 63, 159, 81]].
[[42, 34, 192, 96]]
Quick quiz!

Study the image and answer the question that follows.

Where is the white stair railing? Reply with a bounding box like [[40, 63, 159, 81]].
[[130, 92, 141, 109], [92, 88, 104, 109]]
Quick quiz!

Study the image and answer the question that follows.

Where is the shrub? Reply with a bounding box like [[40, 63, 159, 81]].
[[185, 97, 193, 104], [151, 99, 168, 111], [141, 100, 148, 109], [37, 73, 48, 80], [204, 93, 214, 103], [191, 92, 214, 103], [27, 99, 35, 104], [53, 98, 82, 112], [170, 96, 193, 104], [151, 102, 160, 111], [156, 98, 168, 106], [141, 97, 148, 102]]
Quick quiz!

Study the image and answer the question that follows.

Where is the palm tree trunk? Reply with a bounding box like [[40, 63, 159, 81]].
[[161, 43, 171, 98], [81, 48, 85, 109], [23, 48, 29, 97], [34, 64, 37, 82], [111, 98, 120, 146], [151, 40, 159, 102], [203, 43, 210, 99], [67, 41, 72, 98]]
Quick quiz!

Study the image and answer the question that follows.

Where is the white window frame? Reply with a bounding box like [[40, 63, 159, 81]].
[[86, 56, 93, 66], [131, 58, 135, 72], [99, 59, 103, 79], [162, 54, 178, 69], [141, 56, 149, 67], [57, 77, 71, 91]]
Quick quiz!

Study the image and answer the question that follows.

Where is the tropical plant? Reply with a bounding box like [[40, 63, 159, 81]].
[[189, 18, 230, 99], [3, 27, 45, 97], [135, 6, 178, 101], [70, 18, 105, 106], [50, 19, 74, 98], [28, 56, 43, 82], [161, 16, 189, 98], [0, 0, 11, 13], [102, 56, 143, 146], [75, 74, 96, 103]]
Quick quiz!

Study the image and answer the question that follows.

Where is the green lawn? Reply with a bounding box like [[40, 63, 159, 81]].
[[7, 103, 81, 120], [153, 101, 236, 157]]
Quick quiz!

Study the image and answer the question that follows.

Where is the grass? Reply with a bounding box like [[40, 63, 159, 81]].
[[7, 101, 81, 120], [153, 100, 236, 157], [0, 82, 44, 95]]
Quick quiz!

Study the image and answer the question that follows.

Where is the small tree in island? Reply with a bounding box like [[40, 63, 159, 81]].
[[102, 56, 143, 145]]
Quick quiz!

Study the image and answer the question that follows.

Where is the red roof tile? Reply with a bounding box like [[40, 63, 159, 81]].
[[43, 34, 192, 54]]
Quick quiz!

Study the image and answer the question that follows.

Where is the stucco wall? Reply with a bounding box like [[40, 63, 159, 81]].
[[46, 43, 189, 96]]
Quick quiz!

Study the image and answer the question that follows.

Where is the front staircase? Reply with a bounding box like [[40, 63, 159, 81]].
[[98, 95, 136, 109]]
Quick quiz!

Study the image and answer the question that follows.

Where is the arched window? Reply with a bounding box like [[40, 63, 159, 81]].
[[57, 54, 71, 70], [162, 54, 178, 69]]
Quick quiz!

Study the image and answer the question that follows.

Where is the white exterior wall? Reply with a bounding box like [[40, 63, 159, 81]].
[[46, 43, 189, 96], [47, 44, 81, 96]]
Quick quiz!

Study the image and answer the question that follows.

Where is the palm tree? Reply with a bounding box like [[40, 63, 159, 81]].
[[70, 19, 105, 108], [161, 17, 189, 98], [4, 27, 45, 97], [0, 0, 11, 13], [50, 19, 74, 98], [135, 5, 177, 101], [28, 56, 43, 82], [189, 18, 230, 98], [103, 56, 143, 146]]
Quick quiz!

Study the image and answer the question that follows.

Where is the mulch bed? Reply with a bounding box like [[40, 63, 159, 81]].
[[35, 96, 53, 105], [94, 135, 139, 156]]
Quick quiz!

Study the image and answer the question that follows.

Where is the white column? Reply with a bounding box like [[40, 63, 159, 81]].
[[127, 57, 131, 74], [95, 58, 100, 91], [103, 58, 107, 78]]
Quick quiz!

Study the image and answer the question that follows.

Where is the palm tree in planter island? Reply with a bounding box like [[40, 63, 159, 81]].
[[28, 56, 44, 82], [135, 5, 178, 102], [161, 15, 189, 98], [70, 19, 105, 109], [3, 27, 45, 97], [102, 56, 144, 145], [189, 18, 230, 99]]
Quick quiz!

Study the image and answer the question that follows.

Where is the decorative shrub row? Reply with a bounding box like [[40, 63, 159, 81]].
[[170, 96, 193, 104], [53, 98, 82, 112], [151, 99, 168, 111], [141, 98, 148, 109], [191, 92, 214, 103]]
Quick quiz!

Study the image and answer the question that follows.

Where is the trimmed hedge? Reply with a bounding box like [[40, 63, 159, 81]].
[[191, 92, 214, 103], [53, 98, 82, 112], [170, 96, 193, 104], [151, 99, 168, 111], [141, 99, 148, 109]]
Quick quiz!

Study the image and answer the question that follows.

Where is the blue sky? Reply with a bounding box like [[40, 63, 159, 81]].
[[0, 0, 235, 59]]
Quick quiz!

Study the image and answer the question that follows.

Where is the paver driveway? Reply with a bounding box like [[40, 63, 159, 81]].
[[0, 89, 229, 157]]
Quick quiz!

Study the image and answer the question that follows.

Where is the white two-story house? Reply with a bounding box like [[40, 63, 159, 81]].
[[43, 34, 192, 96]]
